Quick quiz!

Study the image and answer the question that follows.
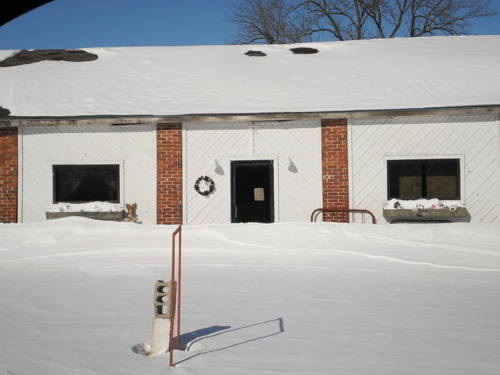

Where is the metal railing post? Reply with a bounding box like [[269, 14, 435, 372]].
[[176, 226, 182, 352], [168, 225, 182, 367], [310, 208, 377, 224]]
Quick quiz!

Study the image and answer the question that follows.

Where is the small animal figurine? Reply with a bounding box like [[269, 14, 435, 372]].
[[124, 203, 139, 223]]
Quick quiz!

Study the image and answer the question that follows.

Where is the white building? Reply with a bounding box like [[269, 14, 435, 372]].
[[0, 35, 499, 224]]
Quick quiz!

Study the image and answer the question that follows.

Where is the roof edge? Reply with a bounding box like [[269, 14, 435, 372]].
[[1, 104, 499, 127]]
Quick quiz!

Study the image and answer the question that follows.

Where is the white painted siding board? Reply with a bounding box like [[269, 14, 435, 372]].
[[349, 115, 499, 223], [253, 121, 322, 222], [184, 120, 322, 224], [184, 122, 253, 224], [497, 115, 500, 222], [21, 124, 157, 223]]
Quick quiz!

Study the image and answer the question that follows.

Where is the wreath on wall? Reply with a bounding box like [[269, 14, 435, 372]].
[[194, 176, 215, 196]]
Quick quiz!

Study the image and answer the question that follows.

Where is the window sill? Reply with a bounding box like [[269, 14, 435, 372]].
[[46, 211, 126, 221], [383, 207, 470, 223]]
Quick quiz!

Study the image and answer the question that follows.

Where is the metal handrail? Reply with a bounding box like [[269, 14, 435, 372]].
[[310, 208, 377, 224]]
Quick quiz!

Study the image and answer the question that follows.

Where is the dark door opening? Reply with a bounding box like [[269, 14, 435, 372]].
[[231, 160, 274, 223]]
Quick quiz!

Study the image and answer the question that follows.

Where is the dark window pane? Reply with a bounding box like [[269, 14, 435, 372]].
[[388, 160, 422, 199], [53, 165, 119, 203], [424, 159, 460, 200], [387, 159, 460, 200]]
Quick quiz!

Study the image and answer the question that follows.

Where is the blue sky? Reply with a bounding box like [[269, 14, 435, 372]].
[[1, 0, 500, 50]]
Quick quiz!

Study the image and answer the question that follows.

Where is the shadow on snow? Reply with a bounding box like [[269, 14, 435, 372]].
[[175, 318, 285, 366]]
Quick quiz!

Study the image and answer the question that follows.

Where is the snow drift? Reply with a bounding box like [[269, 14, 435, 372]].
[[0, 218, 499, 374]]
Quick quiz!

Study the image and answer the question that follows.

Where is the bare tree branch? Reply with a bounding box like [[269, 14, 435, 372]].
[[229, 0, 498, 44], [228, 0, 312, 44], [408, 0, 497, 37]]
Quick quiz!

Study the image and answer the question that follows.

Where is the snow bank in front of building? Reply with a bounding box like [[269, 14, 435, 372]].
[[1, 35, 499, 117], [47, 201, 124, 212], [0, 220, 499, 374]]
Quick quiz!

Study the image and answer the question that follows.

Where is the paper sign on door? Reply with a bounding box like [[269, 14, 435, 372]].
[[254, 187, 265, 201]]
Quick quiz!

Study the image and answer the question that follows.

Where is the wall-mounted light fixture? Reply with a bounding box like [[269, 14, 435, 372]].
[[288, 157, 298, 173], [214, 159, 224, 175]]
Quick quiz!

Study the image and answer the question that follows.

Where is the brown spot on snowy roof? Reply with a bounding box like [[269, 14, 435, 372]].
[[245, 50, 267, 57], [0, 106, 10, 116], [290, 47, 318, 54], [0, 49, 98, 67]]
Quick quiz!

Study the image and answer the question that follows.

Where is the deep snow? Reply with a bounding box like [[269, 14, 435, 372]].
[[1, 35, 500, 117], [0, 218, 499, 374]]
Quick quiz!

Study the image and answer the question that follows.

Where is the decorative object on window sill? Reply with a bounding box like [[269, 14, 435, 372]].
[[194, 176, 215, 196], [124, 202, 141, 223], [387, 198, 448, 210]]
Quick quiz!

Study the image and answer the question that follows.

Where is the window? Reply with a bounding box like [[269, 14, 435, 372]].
[[387, 159, 460, 200], [53, 165, 120, 203]]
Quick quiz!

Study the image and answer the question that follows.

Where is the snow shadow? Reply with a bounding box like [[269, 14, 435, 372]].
[[131, 343, 149, 355], [130, 325, 231, 356], [175, 318, 284, 366], [179, 325, 232, 348]]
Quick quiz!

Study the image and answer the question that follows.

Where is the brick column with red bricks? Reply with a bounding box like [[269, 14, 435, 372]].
[[0, 127, 18, 223], [321, 119, 349, 222], [157, 123, 183, 225]]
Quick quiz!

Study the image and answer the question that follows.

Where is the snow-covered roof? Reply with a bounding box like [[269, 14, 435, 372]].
[[1, 35, 499, 117]]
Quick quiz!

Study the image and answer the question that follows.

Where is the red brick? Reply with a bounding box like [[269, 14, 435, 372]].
[[157, 123, 183, 224], [321, 119, 349, 223], [0, 127, 18, 223]]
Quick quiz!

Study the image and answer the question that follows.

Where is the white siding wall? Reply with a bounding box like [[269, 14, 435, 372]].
[[184, 120, 322, 224], [497, 114, 500, 222], [349, 114, 500, 223], [19, 124, 157, 224]]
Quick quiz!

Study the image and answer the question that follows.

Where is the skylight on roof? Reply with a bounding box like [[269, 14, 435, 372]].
[[245, 50, 267, 57], [290, 47, 318, 54]]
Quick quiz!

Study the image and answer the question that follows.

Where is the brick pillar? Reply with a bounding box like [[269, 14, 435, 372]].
[[0, 127, 18, 223], [157, 123, 183, 224], [321, 119, 349, 222]]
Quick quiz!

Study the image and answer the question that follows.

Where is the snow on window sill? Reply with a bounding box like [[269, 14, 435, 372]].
[[47, 201, 125, 213]]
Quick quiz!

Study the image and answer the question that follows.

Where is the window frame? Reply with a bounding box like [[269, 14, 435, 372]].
[[51, 161, 124, 205], [384, 155, 465, 205]]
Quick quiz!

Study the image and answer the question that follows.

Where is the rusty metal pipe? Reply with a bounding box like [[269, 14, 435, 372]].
[[310, 208, 377, 224], [176, 225, 182, 351], [169, 225, 182, 367], [169, 228, 176, 367]]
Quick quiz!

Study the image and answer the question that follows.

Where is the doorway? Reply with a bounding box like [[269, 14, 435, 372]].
[[231, 160, 274, 223]]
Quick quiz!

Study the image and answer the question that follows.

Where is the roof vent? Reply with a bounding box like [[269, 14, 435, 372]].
[[0, 106, 10, 117], [290, 47, 318, 54], [245, 50, 267, 57], [0, 49, 98, 67]]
